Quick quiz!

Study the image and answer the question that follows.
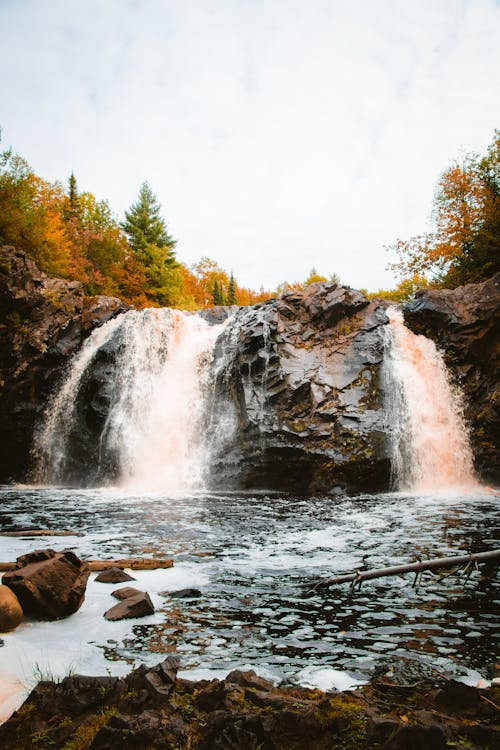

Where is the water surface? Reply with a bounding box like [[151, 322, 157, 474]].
[[0, 486, 498, 716]]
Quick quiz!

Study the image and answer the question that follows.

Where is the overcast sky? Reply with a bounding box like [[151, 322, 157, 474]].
[[1, 0, 499, 291]]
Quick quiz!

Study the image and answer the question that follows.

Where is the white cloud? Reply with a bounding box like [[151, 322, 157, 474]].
[[1, 0, 499, 291]]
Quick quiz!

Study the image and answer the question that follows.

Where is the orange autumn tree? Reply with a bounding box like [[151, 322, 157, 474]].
[[389, 131, 500, 288], [0, 144, 76, 278], [0, 130, 277, 309]]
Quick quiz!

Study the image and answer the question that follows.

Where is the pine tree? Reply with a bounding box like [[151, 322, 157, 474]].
[[68, 173, 78, 211], [121, 182, 179, 305], [121, 181, 176, 263], [212, 279, 226, 305], [227, 272, 237, 305]]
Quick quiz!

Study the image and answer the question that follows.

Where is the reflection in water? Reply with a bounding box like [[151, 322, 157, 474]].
[[0, 487, 498, 696]]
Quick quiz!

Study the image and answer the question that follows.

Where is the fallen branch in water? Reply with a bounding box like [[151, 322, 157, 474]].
[[0, 558, 174, 572], [86, 558, 174, 571], [312, 549, 500, 590]]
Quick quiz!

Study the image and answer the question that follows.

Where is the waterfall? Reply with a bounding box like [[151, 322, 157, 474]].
[[36, 309, 227, 492], [382, 307, 478, 492]]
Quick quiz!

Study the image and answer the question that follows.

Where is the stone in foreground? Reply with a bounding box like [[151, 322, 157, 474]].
[[0, 584, 23, 631], [111, 586, 143, 600], [1, 549, 89, 621], [95, 567, 135, 583], [104, 592, 154, 621]]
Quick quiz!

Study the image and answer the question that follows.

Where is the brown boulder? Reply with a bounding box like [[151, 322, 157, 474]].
[[95, 567, 135, 583], [104, 592, 154, 621], [111, 586, 143, 600], [2, 549, 89, 620], [0, 584, 23, 631]]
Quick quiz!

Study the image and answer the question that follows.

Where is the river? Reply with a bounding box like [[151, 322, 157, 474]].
[[0, 484, 498, 719]]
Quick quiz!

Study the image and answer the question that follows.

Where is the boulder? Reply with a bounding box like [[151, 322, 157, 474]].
[[205, 283, 392, 493], [0, 584, 23, 631], [111, 586, 143, 600], [95, 567, 135, 583], [404, 272, 500, 483], [1, 549, 89, 620], [104, 592, 154, 621]]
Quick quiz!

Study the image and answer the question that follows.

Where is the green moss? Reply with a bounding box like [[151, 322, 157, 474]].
[[41, 288, 75, 314], [31, 730, 56, 746], [175, 691, 201, 721], [60, 707, 118, 750], [5, 311, 22, 328]]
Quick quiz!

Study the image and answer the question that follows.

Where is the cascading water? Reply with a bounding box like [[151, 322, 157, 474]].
[[382, 307, 478, 492], [36, 309, 227, 492]]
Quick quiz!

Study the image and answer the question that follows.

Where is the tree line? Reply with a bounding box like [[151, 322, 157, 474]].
[[1, 129, 498, 308], [0, 136, 276, 308]]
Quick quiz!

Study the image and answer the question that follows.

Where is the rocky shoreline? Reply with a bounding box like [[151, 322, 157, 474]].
[[1, 657, 498, 749]]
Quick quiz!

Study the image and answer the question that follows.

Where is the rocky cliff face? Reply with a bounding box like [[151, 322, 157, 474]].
[[205, 284, 392, 493], [1, 246, 497, 491], [0, 247, 130, 482], [404, 273, 500, 484]]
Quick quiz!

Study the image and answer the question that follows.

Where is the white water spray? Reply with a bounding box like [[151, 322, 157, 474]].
[[37, 309, 226, 492], [383, 307, 478, 492]]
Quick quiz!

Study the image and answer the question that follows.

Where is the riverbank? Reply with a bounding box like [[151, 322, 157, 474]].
[[1, 657, 498, 749]]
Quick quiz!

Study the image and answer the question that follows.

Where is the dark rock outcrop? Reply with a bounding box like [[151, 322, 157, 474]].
[[1, 660, 497, 750], [0, 246, 130, 482], [206, 283, 392, 493], [1, 246, 497, 491], [1, 549, 89, 620], [404, 273, 500, 483]]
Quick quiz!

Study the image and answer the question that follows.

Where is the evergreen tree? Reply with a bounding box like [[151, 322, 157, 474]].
[[121, 181, 176, 263], [121, 182, 179, 305], [212, 279, 226, 305], [227, 272, 237, 305], [68, 172, 78, 211]]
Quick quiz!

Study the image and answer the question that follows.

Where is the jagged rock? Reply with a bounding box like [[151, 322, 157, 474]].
[[0, 246, 130, 483], [1, 549, 89, 620], [111, 586, 143, 600], [0, 584, 23, 631], [404, 273, 500, 483], [225, 670, 274, 692], [1, 660, 498, 750], [126, 655, 180, 698], [104, 592, 154, 620], [95, 567, 135, 583], [206, 283, 392, 493]]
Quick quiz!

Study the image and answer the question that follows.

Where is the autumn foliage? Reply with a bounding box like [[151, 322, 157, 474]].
[[388, 130, 500, 289], [0, 136, 275, 309]]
